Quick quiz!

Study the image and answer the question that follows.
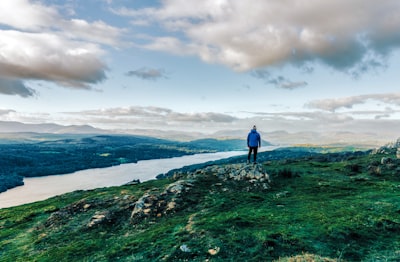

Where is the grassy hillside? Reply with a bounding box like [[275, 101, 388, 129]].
[[0, 147, 399, 261]]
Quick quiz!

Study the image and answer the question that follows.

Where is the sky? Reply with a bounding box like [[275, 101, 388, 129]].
[[1, 0, 400, 142]]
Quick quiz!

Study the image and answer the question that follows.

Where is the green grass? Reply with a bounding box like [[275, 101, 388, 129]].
[[1, 149, 400, 261]]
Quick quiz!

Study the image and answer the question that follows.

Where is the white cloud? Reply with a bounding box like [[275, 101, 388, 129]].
[[0, 0, 124, 95], [116, 0, 400, 73], [0, 1, 123, 46], [307, 93, 400, 112], [66, 106, 238, 124], [0, 30, 106, 89], [0, 109, 16, 115], [0, 0, 59, 30], [60, 19, 123, 46]]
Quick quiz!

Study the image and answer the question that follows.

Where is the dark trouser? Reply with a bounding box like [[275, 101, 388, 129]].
[[248, 146, 258, 162]]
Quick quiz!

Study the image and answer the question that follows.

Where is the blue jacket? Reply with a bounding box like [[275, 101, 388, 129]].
[[247, 129, 261, 147]]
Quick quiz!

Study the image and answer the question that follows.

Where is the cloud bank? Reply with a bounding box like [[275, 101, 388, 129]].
[[2, 101, 400, 144], [0, 0, 123, 97], [68, 106, 238, 124], [116, 0, 400, 73], [307, 93, 400, 112]]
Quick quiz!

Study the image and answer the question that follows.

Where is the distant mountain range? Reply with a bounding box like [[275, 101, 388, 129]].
[[119, 128, 387, 148], [0, 120, 393, 147], [0, 121, 106, 134]]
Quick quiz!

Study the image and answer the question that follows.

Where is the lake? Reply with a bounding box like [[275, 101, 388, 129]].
[[0, 150, 250, 208]]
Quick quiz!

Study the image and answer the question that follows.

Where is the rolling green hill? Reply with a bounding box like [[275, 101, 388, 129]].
[[1, 147, 399, 261]]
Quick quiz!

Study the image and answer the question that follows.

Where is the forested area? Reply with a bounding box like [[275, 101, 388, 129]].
[[0, 135, 245, 193]]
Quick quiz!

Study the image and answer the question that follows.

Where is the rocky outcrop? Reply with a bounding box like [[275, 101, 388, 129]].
[[87, 210, 115, 228], [368, 139, 400, 176], [373, 138, 400, 155], [43, 196, 134, 230], [130, 180, 195, 224], [175, 163, 271, 188], [42, 163, 272, 229], [130, 163, 271, 225], [44, 199, 102, 228], [368, 156, 400, 176], [156, 147, 320, 180]]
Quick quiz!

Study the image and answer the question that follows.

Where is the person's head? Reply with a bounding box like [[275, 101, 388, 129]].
[[252, 125, 257, 130]]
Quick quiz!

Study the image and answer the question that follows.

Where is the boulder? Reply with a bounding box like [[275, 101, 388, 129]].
[[87, 211, 114, 228], [130, 180, 195, 224], [381, 157, 393, 165], [130, 164, 272, 225]]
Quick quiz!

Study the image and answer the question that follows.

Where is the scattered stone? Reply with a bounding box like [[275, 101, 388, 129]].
[[166, 201, 176, 211], [381, 157, 393, 165], [200, 163, 271, 188], [87, 211, 110, 228], [368, 165, 381, 176], [208, 247, 220, 255], [180, 244, 191, 253], [351, 176, 370, 182], [125, 179, 141, 186], [275, 191, 290, 198], [123, 195, 130, 200], [130, 180, 196, 224], [45, 210, 70, 228], [185, 214, 196, 233], [130, 163, 272, 225], [165, 180, 194, 195]]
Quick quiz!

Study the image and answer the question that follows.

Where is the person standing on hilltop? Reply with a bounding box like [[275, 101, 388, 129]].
[[247, 125, 261, 164]]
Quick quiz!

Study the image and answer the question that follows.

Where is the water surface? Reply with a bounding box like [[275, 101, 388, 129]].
[[0, 151, 247, 208]]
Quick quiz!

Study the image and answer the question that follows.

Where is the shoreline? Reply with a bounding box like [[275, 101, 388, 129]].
[[0, 150, 249, 209]]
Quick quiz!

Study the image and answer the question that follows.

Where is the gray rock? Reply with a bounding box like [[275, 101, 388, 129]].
[[87, 211, 111, 228]]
